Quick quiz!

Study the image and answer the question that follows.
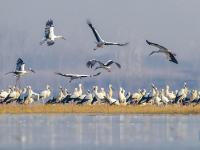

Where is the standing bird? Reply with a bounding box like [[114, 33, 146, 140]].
[[0, 89, 11, 101], [118, 87, 127, 105], [87, 20, 129, 50], [39, 85, 51, 103], [5, 58, 35, 87], [40, 19, 66, 46], [2, 86, 20, 104], [146, 40, 178, 64], [86, 59, 121, 72], [55, 72, 101, 83]]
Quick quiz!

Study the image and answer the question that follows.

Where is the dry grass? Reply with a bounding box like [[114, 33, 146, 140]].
[[0, 104, 200, 114]]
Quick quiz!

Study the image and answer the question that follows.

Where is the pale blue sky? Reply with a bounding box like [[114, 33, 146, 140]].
[[0, 0, 200, 92]]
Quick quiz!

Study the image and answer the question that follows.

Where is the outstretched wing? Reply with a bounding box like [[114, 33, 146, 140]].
[[104, 42, 129, 46], [146, 40, 168, 51], [5, 71, 15, 75], [44, 19, 53, 39], [55, 72, 73, 78], [87, 20, 103, 42], [79, 75, 90, 78]]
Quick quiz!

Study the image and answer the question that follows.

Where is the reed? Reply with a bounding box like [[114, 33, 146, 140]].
[[0, 104, 200, 114]]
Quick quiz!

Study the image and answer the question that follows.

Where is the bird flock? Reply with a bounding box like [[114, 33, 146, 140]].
[[1, 18, 193, 106], [1, 82, 200, 106]]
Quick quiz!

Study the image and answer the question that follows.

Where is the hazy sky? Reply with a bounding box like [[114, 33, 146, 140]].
[[0, 0, 200, 92]]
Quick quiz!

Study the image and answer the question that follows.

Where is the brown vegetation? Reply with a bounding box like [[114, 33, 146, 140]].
[[0, 104, 200, 114]]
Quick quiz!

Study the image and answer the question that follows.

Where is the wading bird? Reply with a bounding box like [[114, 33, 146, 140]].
[[87, 20, 129, 50], [55, 72, 101, 83], [40, 19, 66, 46], [86, 59, 121, 72], [146, 40, 178, 64], [5, 58, 35, 87]]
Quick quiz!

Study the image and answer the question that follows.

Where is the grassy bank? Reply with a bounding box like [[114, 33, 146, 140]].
[[0, 104, 200, 114]]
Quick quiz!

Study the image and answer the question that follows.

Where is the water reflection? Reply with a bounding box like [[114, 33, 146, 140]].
[[0, 114, 200, 150]]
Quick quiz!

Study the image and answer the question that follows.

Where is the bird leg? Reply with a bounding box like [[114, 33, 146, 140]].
[[16, 76, 21, 88], [69, 78, 73, 83]]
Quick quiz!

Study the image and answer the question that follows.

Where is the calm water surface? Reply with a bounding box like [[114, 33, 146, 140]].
[[0, 114, 200, 150]]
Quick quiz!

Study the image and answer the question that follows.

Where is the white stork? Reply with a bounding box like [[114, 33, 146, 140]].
[[146, 40, 178, 64], [39, 85, 51, 103], [5, 58, 35, 87], [86, 59, 121, 72], [55, 72, 101, 83], [40, 19, 66, 46], [87, 20, 129, 50]]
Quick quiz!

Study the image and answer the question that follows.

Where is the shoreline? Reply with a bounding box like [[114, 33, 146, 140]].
[[0, 104, 200, 114]]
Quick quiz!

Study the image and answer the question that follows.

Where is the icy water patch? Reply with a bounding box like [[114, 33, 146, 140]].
[[0, 114, 200, 150]]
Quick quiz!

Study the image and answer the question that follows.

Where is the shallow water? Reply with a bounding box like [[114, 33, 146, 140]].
[[0, 114, 200, 150]]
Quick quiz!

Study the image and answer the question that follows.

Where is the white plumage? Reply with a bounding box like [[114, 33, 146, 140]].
[[40, 19, 66, 46]]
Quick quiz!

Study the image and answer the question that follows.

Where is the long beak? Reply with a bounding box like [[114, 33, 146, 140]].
[[30, 68, 35, 73]]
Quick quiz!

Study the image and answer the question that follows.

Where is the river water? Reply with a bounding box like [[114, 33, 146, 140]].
[[0, 114, 199, 150]]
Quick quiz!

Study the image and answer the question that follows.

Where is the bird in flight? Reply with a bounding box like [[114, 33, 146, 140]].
[[146, 40, 178, 64], [55, 72, 101, 83], [40, 19, 66, 46], [87, 20, 129, 50], [5, 58, 35, 87], [86, 59, 121, 72]]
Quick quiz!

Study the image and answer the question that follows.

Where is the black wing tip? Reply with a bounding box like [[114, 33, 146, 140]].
[[114, 62, 121, 68], [17, 58, 23, 62], [173, 60, 178, 64], [169, 59, 178, 64], [17, 58, 24, 64], [86, 19, 92, 26], [55, 72, 61, 75], [46, 19, 54, 27], [117, 64, 121, 68], [146, 40, 151, 45]]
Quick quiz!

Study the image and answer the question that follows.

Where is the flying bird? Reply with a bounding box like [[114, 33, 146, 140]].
[[146, 40, 178, 64], [87, 20, 129, 50], [5, 58, 35, 87], [40, 19, 66, 46], [55, 72, 101, 82], [86, 59, 121, 72]]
